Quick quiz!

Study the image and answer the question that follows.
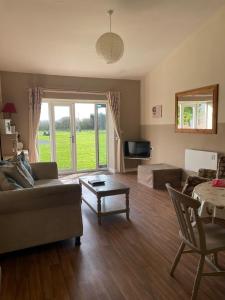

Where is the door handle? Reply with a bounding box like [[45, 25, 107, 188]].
[[70, 135, 75, 143]]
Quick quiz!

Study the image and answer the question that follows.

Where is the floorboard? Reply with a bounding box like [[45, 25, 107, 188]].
[[1, 173, 225, 300]]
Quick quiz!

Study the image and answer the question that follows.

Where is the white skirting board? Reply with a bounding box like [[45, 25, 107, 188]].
[[108, 168, 116, 174], [125, 168, 137, 173], [109, 168, 137, 174], [185, 149, 219, 172]]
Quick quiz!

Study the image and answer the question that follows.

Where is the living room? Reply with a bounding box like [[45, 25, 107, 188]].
[[0, 1, 225, 299]]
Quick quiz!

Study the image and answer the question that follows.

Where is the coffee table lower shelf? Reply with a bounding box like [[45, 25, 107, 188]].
[[81, 192, 130, 225], [79, 176, 130, 225]]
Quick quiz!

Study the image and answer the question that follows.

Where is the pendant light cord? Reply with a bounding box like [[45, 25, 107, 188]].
[[108, 9, 113, 33]]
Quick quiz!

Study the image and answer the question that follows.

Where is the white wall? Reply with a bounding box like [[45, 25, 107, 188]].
[[141, 5, 225, 126], [141, 5, 225, 167]]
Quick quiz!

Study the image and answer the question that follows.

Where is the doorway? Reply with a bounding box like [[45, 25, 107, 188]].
[[38, 100, 108, 173]]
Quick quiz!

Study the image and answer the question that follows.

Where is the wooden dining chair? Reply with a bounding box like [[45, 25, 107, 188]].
[[217, 156, 225, 179], [182, 156, 225, 198], [182, 176, 208, 197], [166, 183, 225, 300]]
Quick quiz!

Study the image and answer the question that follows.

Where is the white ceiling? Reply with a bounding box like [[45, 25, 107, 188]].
[[0, 0, 224, 79]]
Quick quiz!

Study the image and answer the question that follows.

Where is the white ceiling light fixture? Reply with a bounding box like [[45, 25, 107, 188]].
[[96, 9, 124, 64]]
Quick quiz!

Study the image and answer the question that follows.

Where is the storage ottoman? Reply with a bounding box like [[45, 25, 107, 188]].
[[138, 164, 182, 190]]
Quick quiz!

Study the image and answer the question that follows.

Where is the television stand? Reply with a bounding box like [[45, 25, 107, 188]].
[[124, 157, 151, 160]]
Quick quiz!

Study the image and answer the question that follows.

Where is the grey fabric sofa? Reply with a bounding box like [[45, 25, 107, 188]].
[[0, 162, 83, 254]]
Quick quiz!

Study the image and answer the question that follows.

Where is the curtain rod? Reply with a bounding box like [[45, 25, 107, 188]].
[[42, 88, 107, 96]]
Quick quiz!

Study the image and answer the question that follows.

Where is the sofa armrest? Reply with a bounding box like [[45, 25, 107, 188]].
[[31, 162, 58, 180], [0, 184, 81, 214]]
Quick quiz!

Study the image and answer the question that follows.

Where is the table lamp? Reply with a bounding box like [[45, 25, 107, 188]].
[[2, 102, 17, 118]]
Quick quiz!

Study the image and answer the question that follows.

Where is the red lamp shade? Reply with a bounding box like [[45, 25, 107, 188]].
[[2, 102, 17, 114]]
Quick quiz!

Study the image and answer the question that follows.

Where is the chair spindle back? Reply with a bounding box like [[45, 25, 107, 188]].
[[166, 183, 206, 251]]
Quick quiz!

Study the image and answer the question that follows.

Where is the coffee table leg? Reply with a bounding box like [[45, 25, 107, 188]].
[[126, 192, 130, 220], [97, 196, 102, 225]]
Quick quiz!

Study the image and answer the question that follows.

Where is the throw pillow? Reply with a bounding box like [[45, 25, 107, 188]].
[[0, 162, 34, 188], [18, 151, 32, 175], [11, 151, 32, 176], [0, 171, 22, 191], [16, 160, 34, 186]]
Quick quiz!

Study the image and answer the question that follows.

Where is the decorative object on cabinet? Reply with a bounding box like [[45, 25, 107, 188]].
[[1, 133, 18, 159], [0, 127, 27, 160], [10, 122, 16, 134], [0, 119, 12, 134], [17, 134, 24, 151]]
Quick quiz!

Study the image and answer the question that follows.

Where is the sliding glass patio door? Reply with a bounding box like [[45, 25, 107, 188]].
[[96, 103, 107, 168], [52, 104, 74, 172], [38, 100, 108, 173], [75, 103, 96, 171]]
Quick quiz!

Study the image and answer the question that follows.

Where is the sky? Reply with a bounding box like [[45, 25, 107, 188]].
[[40, 102, 97, 121]]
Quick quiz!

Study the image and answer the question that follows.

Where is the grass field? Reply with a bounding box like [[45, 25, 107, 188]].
[[38, 130, 107, 171]]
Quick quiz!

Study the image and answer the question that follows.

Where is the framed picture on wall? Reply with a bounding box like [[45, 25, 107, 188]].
[[152, 105, 162, 118]]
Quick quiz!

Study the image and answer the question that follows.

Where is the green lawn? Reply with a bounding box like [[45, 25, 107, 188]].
[[38, 130, 107, 171]]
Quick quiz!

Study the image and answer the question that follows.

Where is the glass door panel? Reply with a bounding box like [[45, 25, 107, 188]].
[[54, 105, 73, 171], [96, 104, 107, 168], [38, 102, 51, 162], [75, 103, 96, 171], [38, 100, 108, 173]]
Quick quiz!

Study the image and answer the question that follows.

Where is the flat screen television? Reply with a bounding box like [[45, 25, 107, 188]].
[[124, 140, 151, 158]]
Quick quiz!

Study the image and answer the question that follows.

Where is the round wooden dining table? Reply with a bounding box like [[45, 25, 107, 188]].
[[193, 181, 225, 220]]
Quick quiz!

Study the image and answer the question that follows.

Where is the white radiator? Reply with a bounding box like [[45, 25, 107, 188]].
[[185, 149, 219, 172]]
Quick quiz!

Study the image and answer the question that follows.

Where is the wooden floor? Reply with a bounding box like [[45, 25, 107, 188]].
[[1, 173, 225, 300]]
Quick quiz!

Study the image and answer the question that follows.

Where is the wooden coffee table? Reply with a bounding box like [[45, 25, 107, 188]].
[[79, 175, 130, 225]]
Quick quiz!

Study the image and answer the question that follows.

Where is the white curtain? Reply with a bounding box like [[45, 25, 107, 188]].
[[28, 87, 43, 162], [106, 91, 125, 173]]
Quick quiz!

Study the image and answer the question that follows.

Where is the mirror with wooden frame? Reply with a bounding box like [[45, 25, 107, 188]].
[[175, 84, 218, 134]]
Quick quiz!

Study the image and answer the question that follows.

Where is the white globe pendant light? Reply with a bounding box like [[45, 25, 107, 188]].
[[96, 10, 124, 64]]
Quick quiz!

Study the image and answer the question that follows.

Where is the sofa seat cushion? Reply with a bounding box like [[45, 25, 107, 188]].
[[34, 179, 65, 187]]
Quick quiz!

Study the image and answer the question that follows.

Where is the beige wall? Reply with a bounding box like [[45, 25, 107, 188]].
[[0, 75, 3, 119], [0, 71, 140, 170], [141, 6, 225, 168]]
